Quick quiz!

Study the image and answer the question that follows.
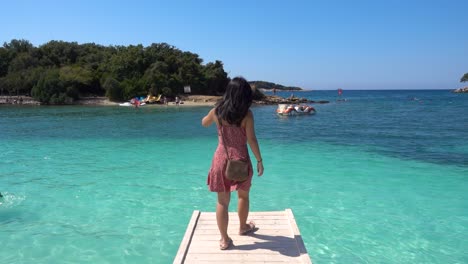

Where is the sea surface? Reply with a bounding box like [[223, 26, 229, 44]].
[[1, 90, 467, 264]]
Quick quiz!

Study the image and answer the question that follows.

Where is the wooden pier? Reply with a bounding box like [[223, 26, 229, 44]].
[[174, 209, 312, 263]]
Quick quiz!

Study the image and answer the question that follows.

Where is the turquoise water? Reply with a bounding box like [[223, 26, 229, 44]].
[[1, 90, 467, 263]]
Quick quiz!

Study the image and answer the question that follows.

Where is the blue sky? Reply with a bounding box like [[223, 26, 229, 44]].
[[1, 0, 467, 90]]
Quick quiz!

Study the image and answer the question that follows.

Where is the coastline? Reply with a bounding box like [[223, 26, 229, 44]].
[[0, 94, 327, 106], [0, 95, 219, 107]]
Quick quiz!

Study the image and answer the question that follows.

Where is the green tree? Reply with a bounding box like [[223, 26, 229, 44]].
[[31, 69, 74, 104], [103, 77, 123, 101], [140, 61, 170, 95], [3, 39, 33, 55], [0, 68, 42, 96], [461, 73, 468, 83], [161, 87, 173, 97], [0, 47, 10, 77], [0, 72, 24, 95], [203, 61, 229, 95], [121, 77, 145, 99], [38, 40, 79, 67], [108, 45, 145, 80], [2, 52, 40, 95], [59, 65, 94, 97]]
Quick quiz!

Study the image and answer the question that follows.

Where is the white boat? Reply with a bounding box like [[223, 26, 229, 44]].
[[276, 104, 316, 116], [119, 101, 146, 107]]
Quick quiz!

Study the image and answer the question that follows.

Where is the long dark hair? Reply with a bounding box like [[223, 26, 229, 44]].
[[215, 77, 253, 126]]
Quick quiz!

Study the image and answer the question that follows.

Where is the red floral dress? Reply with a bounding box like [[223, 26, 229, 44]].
[[207, 124, 253, 192]]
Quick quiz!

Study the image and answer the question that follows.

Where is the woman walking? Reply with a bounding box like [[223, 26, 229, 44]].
[[202, 77, 264, 250]]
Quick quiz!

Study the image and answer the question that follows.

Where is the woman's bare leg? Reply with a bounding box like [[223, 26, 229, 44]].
[[216, 191, 231, 242], [237, 189, 250, 232]]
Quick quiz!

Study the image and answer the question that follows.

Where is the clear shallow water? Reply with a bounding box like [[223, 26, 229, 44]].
[[0, 90, 467, 263]]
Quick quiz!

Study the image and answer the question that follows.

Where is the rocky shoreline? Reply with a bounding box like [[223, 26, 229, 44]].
[[453, 87, 468, 93], [0, 96, 115, 106], [0, 96, 40, 105], [255, 95, 329, 105]]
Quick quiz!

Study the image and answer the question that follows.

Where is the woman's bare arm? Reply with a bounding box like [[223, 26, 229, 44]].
[[202, 108, 216, 127], [245, 111, 264, 176]]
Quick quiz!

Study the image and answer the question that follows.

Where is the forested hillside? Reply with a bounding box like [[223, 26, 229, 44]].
[[0, 39, 229, 104]]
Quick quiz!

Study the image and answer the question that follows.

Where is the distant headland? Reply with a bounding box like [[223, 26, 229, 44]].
[[454, 73, 468, 93], [249, 81, 303, 91]]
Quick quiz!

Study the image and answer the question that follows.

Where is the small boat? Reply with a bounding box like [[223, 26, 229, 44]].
[[119, 98, 147, 107], [119, 102, 146, 107], [276, 104, 316, 116]]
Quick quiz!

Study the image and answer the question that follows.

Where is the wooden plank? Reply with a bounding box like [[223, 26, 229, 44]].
[[198, 219, 286, 225], [200, 211, 288, 216], [187, 247, 300, 255], [175, 209, 312, 264], [286, 209, 312, 264], [191, 234, 293, 242], [188, 237, 299, 248], [183, 259, 302, 264], [198, 214, 288, 221], [196, 224, 291, 230], [184, 253, 303, 262], [173, 210, 200, 264], [188, 244, 299, 254], [193, 228, 293, 236]]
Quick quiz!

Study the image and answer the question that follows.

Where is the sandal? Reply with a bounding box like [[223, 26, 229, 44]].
[[219, 238, 233, 250], [239, 221, 256, 236]]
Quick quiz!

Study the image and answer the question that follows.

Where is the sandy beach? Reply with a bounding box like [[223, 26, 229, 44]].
[[75, 95, 221, 107]]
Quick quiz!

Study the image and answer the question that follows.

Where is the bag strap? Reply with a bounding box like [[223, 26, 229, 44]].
[[217, 116, 231, 160]]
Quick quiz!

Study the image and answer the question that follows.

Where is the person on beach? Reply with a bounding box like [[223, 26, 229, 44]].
[[175, 96, 180, 106], [131, 97, 140, 108], [202, 77, 264, 250]]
